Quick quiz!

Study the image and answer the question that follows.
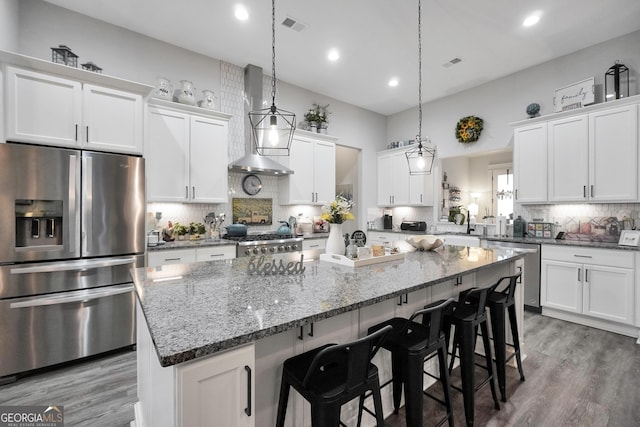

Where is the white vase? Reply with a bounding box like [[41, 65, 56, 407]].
[[325, 223, 345, 255]]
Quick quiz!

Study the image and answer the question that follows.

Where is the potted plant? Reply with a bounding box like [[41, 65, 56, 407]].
[[173, 222, 189, 240], [304, 103, 330, 133]]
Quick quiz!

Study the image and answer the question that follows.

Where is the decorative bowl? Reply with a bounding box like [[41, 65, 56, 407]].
[[407, 235, 443, 251]]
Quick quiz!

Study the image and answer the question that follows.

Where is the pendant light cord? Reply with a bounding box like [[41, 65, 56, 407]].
[[270, 0, 277, 109], [417, 0, 423, 150]]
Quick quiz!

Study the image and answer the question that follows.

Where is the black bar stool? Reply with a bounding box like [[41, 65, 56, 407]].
[[275, 325, 392, 427], [444, 284, 501, 427], [366, 298, 455, 427], [484, 273, 526, 402]]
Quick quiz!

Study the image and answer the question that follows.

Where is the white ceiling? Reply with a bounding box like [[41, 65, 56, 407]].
[[42, 0, 640, 116]]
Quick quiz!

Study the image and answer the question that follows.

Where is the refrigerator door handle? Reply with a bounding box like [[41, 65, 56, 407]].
[[10, 256, 139, 275], [69, 154, 78, 253], [83, 155, 93, 253], [9, 284, 133, 309]]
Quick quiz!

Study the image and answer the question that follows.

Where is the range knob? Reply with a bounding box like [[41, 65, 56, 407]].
[[292, 244, 298, 250], [269, 247, 276, 253], [252, 248, 259, 254], [260, 247, 267, 254], [284, 245, 291, 251], [244, 249, 252, 256], [278, 246, 285, 252]]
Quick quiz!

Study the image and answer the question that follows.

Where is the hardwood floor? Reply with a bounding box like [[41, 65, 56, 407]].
[[1, 313, 639, 426]]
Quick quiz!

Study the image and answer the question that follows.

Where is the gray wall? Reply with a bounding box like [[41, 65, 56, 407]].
[[0, 0, 19, 51], [387, 30, 640, 159]]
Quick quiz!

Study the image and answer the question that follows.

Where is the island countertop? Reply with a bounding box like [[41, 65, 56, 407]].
[[132, 246, 531, 367]]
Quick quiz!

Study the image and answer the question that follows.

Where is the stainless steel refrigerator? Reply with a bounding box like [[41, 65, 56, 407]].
[[0, 143, 145, 380]]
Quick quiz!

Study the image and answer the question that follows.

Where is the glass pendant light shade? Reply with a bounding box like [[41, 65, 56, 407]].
[[249, 104, 296, 156], [249, 0, 296, 156], [405, 0, 436, 175]]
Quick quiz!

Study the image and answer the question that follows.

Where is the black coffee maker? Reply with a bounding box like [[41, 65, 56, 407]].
[[383, 214, 393, 229]]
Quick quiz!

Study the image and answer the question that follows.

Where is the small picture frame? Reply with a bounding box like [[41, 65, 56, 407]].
[[618, 230, 640, 247]]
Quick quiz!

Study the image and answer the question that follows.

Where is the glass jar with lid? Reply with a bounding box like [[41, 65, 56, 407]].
[[346, 239, 358, 259]]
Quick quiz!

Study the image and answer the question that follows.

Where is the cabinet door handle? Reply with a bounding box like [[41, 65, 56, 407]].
[[192, 186, 196, 199], [578, 269, 581, 282], [420, 194, 423, 203], [308, 322, 314, 337], [590, 185, 594, 198], [244, 365, 252, 416], [454, 276, 462, 286], [585, 269, 589, 282], [583, 185, 587, 198], [75, 124, 78, 141], [86, 126, 89, 143], [515, 189, 518, 200], [185, 186, 189, 199]]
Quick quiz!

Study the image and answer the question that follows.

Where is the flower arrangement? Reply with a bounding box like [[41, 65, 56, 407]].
[[304, 103, 331, 124], [455, 116, 483, 143], [321, 195, 355, 224]]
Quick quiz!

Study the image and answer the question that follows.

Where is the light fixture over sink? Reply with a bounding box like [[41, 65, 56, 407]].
[[248, 0, 296, 156], [405, 0, 436, 175]]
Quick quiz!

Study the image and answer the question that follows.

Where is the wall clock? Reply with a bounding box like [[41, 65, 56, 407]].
[[242, 174, 262, 195]]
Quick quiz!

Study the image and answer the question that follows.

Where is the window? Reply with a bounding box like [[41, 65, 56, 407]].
[[489, 164, 513, 218]]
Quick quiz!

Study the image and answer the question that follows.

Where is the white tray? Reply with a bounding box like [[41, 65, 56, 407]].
[[319, 252, 405, 267]]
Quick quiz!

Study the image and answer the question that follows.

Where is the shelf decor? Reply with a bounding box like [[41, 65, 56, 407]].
[[51, 44, 78, 67], [605, 60, 629, 101], [321, 195, 355, 255], [455, 116, 483, 143]]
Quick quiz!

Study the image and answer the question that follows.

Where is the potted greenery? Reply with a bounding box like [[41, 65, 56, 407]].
[[173, 222, 189, 240], [304, 103, 330, 133]]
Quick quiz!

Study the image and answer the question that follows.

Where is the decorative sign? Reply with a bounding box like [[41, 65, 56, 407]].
[[618, 230, 640, 247], [247, 254, 306, 275], [232, 198, 272, 225], [553, 78, 595, 112]]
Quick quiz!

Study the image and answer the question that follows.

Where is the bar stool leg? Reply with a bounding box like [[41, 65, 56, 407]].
[[508, 304, 526, 382], [275, 379, 290, 427], [480, 320, 500, 410], [436, 341, 455, 427], [390, 352, 403, 414], [403, 353, 425, 427], [311, 403, 340, 427], [459, 323, 476, 427], [489, 303, 507, 402], [371, 378, 387, 427]]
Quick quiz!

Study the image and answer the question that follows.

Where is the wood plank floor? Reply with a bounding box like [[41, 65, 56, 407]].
[[1, 312, 639, 426]]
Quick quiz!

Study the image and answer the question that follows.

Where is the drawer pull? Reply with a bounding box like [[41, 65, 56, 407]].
[[209, 253, 224, 257], [164, 257, 181, 261], [573, 255, 592, 258]]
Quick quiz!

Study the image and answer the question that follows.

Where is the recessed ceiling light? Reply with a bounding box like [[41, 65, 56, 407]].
[[327, 49, 340, 61], [235, 5, 249, 21], [388, 78, 399, 87], [522, 13, 540, 27]]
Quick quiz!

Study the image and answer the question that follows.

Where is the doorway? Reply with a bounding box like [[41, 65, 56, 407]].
[[335, 145, 360, 238]]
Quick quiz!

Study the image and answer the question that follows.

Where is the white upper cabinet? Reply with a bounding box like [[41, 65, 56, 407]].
[[279, 131, 337, 205], [548, 115, 589, 202], [513, 122, 548, 203], [4, 65, 145, 154], [589, 105, 638, 202], [377, 148, 434, 207], [146, 102, 230, 203]]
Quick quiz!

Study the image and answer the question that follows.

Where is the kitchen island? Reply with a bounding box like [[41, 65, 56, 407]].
[[132, 246, 531, 427]]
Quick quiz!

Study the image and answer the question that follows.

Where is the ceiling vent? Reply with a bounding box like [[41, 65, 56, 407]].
[[442, 57, 462, 68], [282, 16, 307, 32]]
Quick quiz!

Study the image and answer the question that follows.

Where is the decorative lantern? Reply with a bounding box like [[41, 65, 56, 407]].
[[605, 60, 629, 101], [50, 45, 78, 67], [81, 62, 103, 73]]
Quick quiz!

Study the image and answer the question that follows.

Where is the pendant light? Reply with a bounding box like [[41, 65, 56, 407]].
[[405, 0, 436, 175], [248, 0, 296, 156]]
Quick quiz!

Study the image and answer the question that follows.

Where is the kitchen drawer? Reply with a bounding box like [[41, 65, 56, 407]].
[[542, 245, 633, 268], [368, 231, 399, 244], [303, 238, 326, 251], [147, 249, 196, 267], [195, 245, 236, 261]]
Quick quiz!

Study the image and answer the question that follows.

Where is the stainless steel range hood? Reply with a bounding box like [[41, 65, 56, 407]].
[[228, 64, 294, 176]]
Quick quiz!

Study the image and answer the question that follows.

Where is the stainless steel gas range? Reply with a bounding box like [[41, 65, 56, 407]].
[[223, 233, 303, 258]]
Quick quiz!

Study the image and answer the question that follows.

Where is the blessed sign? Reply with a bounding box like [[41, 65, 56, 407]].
[[247, 254, 306, 275]]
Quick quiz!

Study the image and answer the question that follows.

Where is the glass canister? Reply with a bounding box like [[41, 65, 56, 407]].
[[177, 80, 197, 106], [346, 239, 358, 259]]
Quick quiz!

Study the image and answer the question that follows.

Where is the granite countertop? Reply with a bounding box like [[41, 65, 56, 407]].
[[132, 246, 531, 367], [147, 233, 329, 251]]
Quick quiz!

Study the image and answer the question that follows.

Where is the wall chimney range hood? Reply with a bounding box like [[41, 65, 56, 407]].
[[228, 64, 294, 176]]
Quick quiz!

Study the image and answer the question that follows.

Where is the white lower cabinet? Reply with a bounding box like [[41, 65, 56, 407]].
[[367, 231, 399, 245], [147, 245, 235, 267], [541, 246, 635, 332], [302, 238, 327, 251], [177, 344, 255, 427]]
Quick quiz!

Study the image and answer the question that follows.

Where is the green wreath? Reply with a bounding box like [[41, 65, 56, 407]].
[[455, 116, 483, 143]]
